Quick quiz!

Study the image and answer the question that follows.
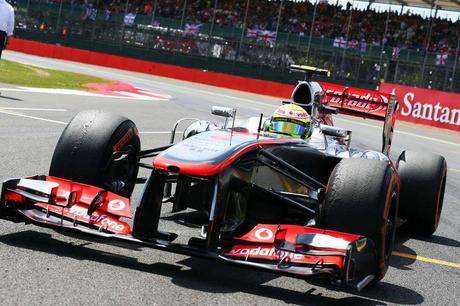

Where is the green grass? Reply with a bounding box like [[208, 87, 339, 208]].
[[0, 60, 113, 90]]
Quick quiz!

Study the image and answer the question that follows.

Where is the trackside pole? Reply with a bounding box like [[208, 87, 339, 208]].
[[420, 1, 438, 87], [271, 0, 284, 58], [305, 0, 318, 64], [339, 0, 354, 75], [450, 35, 460, 92], [378, 0, 392, 83], [236, 0, 250, 61], [150, 0, 158, 25]]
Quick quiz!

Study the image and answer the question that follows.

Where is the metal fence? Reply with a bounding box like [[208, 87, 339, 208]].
[[10, 0, 460, 92]]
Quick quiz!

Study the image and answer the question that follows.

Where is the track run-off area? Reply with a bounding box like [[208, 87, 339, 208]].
[[0, 51, 459, 305]]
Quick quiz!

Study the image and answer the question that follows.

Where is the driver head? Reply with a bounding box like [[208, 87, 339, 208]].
[[268, 104, 313, 140]]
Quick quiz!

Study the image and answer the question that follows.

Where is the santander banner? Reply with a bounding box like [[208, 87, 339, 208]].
[[380, 83, 460, 132]]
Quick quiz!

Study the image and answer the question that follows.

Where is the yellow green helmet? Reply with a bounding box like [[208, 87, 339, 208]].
[[269, 104, 313, 139]]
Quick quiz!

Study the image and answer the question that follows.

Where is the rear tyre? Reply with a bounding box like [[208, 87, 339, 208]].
[[49, 110, 140, 197], [397, 151, 447, 236], [317, 159, 398, 282]]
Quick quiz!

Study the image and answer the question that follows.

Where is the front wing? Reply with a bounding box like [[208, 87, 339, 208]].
[[0, 175, 378, 291]]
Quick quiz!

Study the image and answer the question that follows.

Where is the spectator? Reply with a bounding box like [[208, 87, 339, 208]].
[[0, 0, 15, 60], [18, 0, 460, 51]]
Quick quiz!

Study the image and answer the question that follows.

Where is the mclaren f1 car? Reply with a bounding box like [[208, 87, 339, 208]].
[[0, 66, 447, 291]]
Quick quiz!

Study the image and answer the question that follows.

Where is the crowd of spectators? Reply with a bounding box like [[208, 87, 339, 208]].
[[25, 0, 460, 52]]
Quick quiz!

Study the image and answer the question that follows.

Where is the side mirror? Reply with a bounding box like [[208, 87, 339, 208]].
[[318, 105, 338, 114], [321, 125, 350, 138], [211, 106, 235, 118]]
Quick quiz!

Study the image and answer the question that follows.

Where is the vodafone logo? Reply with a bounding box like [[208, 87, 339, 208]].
[[108, 200, 126, 211], [324, 89, 387, 114], [254, 228, 274, 241]]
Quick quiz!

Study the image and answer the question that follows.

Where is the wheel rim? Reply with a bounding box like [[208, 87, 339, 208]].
[[104, 144, 139, 197]]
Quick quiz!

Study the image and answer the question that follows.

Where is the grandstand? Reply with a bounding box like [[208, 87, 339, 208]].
[[9, 0, 460, 92]]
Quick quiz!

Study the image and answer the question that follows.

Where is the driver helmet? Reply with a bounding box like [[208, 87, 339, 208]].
[[268, 104, 313, 139]]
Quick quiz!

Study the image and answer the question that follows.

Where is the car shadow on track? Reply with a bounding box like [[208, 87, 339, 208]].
[[391, 231, 460, 269], [0, 230, 424, 305]]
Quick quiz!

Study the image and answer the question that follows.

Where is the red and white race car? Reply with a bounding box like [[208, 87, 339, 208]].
[[0, 66, 446, 291]]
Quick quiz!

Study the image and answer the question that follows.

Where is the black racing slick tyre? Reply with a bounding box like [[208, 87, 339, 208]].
[[397, 151, 447, 236], [49, 110, 141, 198], [317, 159, 399, 283]]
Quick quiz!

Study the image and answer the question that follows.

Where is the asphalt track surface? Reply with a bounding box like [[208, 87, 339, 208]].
[[0, 51, 459, 305]]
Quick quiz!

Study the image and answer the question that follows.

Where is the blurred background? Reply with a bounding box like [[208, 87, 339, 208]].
[[8, 0, 460, 92]]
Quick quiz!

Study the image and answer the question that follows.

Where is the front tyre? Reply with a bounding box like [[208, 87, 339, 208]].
[[49, 110, 141, 197], [317, 159, 399, 283]]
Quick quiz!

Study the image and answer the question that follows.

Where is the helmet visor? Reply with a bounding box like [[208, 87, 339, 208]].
[[271, 119, 310, 138]]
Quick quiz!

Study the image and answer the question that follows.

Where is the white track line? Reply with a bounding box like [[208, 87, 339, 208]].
[[0, 87, 159, 101], [111, 91, 168, 101], [0, 107, 67, 112], [0, 109, 181, 135], [335, 117, 460, 148], [0, 87, 104, 96], [0, 109, 68, 125]]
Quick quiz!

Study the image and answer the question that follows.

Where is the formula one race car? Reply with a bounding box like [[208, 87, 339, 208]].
[[0, 66, 447, 291]]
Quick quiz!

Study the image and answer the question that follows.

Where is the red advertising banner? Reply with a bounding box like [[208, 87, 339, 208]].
[[380, 83, 460, 132]]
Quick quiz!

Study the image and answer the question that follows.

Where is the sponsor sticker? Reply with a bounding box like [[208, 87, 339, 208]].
[[254, 228, 274, 241], [108, 199, 126, 211]]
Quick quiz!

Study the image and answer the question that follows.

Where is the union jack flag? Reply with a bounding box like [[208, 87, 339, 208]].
[[246, 29, 259, 38], [257, 30, 277, 44], [124, 13, 137, 27], [435, 53, 448, 65], [184, 23, 202, 36]]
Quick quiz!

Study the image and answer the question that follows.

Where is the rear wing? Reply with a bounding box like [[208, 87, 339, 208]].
[[318, 82, 397, 155], [290, 65, 331, 81]]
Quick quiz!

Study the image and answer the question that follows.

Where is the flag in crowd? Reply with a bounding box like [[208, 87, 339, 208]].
[[333, 37, 347, 48], [257, 30, 277, 44], [246, 29, 259, 38], [333, 37, 370, 52], [435, 53, 448, 65], [82, 7, 97, 21], [104, 9, 111, 21], [124, 13, 137, 27], [184, 23, 202, 36], [392, 47, 400, 61], [89, 9, 97, 21], [246, 29, 277, 44], [347, 39, 359, 49]]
